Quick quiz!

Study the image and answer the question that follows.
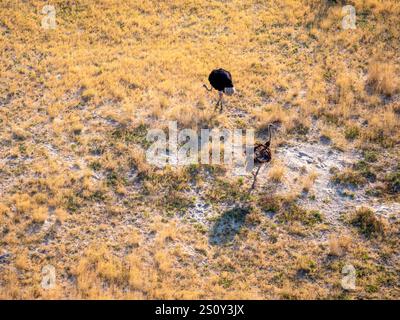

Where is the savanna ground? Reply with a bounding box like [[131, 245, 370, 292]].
[[0, 0, 399, 299]]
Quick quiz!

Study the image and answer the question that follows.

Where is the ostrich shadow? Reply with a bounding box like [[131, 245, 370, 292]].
[[209, 207, 250, 246]]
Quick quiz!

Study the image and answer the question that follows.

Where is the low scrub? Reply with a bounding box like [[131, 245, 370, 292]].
[[350, 207, 386, 238]]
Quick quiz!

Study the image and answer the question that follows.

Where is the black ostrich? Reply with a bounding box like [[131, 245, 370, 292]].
[[203, 68, 236, 111], [250, 124, 274, 190]]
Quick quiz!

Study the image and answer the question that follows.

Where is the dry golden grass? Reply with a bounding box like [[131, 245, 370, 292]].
[[367, 61, 399, 96], [328, 234, 351, 257], [0, 0, 399, 300], [268, 161, 286, 183], [300, 170, 318, 192]]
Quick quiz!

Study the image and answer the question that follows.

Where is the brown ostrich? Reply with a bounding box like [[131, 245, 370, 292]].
[[250, 124, 274, 190]]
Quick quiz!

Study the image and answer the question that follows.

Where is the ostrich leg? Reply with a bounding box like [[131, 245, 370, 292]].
[[215, 91, 223, 111], [250, 165, 262, 190]]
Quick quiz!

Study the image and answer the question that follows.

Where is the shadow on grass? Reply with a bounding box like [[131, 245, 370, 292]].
[[209, 207, 250, 245]]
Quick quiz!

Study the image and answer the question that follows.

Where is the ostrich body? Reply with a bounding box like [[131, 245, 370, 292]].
[[251, 124, 274, 190], [203, 68, 236, 111]]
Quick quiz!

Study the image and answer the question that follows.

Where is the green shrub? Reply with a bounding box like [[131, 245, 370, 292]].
[[331, 169, 366, 186], [354, 160, 376, 182], [363, 150, 378, 163], [350, 207, 386, 238], [385, 170, 400, 194], [345, 125, 360, 140], [279, 202, 323, 226]]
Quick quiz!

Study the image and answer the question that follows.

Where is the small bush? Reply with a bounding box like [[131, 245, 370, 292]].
[[331, 168, 366, 186], [363, 150, 378, 163], [367, 62, 398, 96], [268, 162, 286, 183], [111, 123, 150, 148], [328, 235, 350, 257], [345, 125, 360, 140], [350, 207, 386, 238], [288, 121, 309, 135], [279, 202, 323, 226], [385, 170, 400, 194], [354, 161, 376, 182], [258, 195, 281, 213]]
